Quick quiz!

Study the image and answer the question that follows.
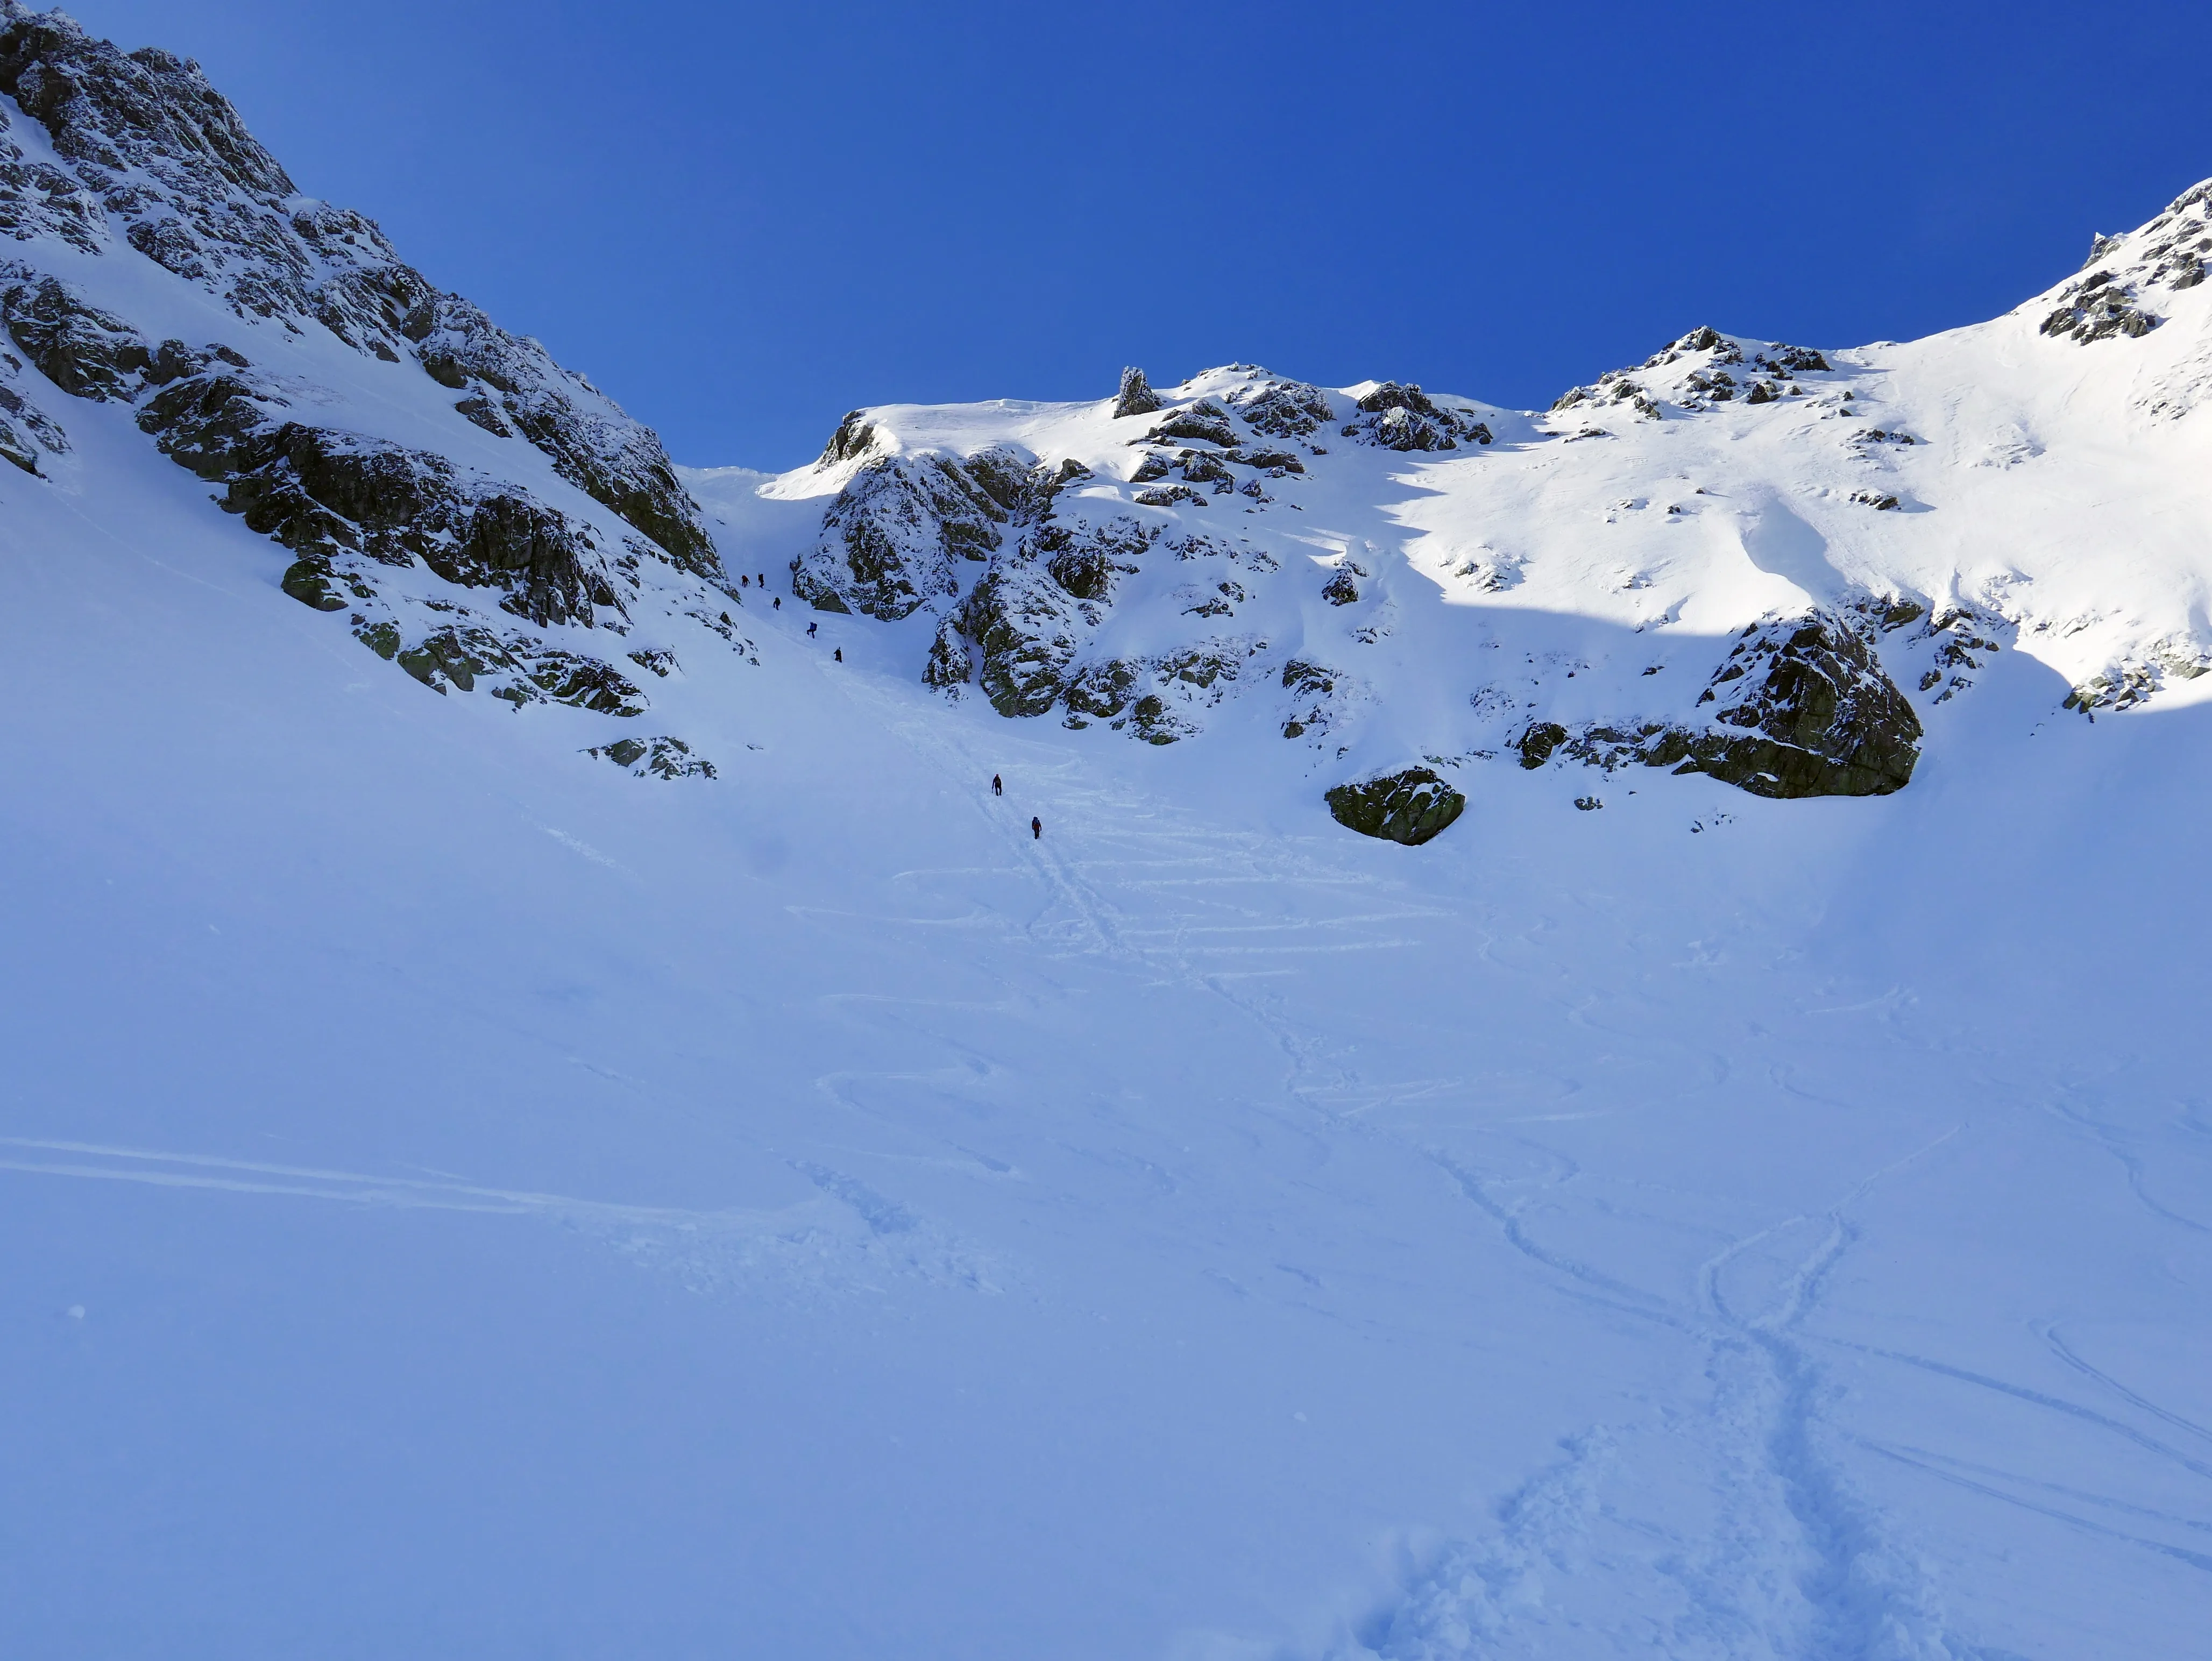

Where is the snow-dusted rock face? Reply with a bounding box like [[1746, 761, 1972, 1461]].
[[0, 3, 742, 756], [0, 8, 714, 570], [767, 180, 2212, 835], [2037, 183, 2210, 344]]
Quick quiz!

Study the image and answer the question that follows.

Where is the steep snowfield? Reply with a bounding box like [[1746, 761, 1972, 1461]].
[[11, 444, 2212, 1657], [1, 7, 2209, 1658]]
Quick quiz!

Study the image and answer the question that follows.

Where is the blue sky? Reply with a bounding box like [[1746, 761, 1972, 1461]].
[[57, 1, 2212, 468]]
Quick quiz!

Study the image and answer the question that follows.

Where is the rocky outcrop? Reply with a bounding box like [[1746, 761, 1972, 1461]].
[[1688, 614, 1922, 795], [793, 443, 1084, 620], [926, 497, 1256, 744], [0, 266, 628, 634], [1341, 383, 1491, 451], [585, 735, 715, 779], [1140, 399, 1238, 449], [2028, 188, 2212, 344], [0, 4, 718, 573], [0, 239, 707, 729], [1062, 642, 1246, 743], [1111, 366, 1162, 420], [0, 262, 153, 395], [818, 410, 876, 464], [1528, 614, 1921, 799], [409, 292, 718, 574], [1554, 330, 1834, 418], [1226, 378, 1336, 440], [2040, 269, 2161, 344], [796, 453, 1001, 617], [1280, 659, 1343, 741], [0, 368, 65, 470], [1325, 768, 1466, 844], [2060, 631, 2211, 714], [951, 513, 1153, 715], [0, 262, 93, 467], [368, 621, 645, 713], [2129, 181, 2212, 290], [145, 364, 623, 630], [958, 560, 1086, 716], [0, 5, 739, 766]]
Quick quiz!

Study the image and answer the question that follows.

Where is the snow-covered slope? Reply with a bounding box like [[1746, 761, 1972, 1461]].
[[2, 8, 2209, 1660]]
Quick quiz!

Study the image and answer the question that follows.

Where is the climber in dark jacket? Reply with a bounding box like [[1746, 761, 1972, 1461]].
[[807, 621, 817, 637], [992, 775, 1003, 796], [1031, 817, 1041, 839], [834, 647, 842, 662]]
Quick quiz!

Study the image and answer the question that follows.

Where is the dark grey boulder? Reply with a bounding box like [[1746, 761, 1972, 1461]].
[[1684, 614, 1920, 796], [1325, 768, 1466, 845]]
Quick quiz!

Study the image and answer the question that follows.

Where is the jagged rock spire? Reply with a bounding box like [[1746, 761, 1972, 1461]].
[[1112, 366, 1162, 420]]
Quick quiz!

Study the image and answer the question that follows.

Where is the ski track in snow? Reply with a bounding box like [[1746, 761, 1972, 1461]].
[[811, 677, 2014, 1659], [9, 598, 2207, 1655], [0, 1135, 1000, 1300]]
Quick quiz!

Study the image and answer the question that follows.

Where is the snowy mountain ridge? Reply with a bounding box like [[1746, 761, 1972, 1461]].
[[1, 0, 2208, 836], [751, 181, 2212, 832]]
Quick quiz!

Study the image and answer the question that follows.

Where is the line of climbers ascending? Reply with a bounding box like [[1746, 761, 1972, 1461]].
[[990, 773, 1041, 839]]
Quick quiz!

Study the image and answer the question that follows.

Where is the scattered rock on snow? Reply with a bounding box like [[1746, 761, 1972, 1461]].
[[2040, 271, 2162, 344], [584, 735, 715, 779]]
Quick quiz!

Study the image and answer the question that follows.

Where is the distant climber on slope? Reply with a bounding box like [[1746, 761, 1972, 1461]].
[[807, 621, 818, 637], [1031, 817, 1041, 839], [834, 647, 842, 662], [992, 775, 1003, 796]]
